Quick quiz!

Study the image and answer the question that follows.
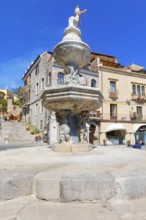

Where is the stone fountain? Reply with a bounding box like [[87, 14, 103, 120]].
[[41, 5, 103, 152]]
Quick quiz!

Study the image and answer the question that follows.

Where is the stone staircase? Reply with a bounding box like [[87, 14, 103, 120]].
[[0, 121, 43, 146]]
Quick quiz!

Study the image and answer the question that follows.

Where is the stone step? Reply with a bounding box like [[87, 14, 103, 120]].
[[35, 171, 146, 202], [2, 169, 146, 204]]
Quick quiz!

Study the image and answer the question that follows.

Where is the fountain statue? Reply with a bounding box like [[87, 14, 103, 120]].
[[41, 6, 103, 152]]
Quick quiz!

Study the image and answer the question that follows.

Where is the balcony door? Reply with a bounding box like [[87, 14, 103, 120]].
[[110, 104, 117, 120], [136, 106, 143, 120]]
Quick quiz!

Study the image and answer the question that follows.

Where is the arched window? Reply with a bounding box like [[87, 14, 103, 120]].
[[36, 83, 39, 95], [132, 85, 136, 95], [58, 72, 64, 84], [91, 79, 96, 88], [41, 78, 44, 90]]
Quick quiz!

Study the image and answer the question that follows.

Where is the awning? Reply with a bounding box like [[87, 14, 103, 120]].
[[106, 123, 126, 132]]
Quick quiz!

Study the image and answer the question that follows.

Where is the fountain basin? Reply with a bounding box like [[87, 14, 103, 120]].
[[41, 85, 103, 113], [53, 41, 91, 68]]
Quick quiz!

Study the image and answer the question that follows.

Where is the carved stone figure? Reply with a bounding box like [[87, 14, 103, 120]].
[[64, 65, 79, 84], [78, 111, 89, 143], [64, 65, 87, 86], [56, 110, 71, 143], [68, 5, 87, 27]]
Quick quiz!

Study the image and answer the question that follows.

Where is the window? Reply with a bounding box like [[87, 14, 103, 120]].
[[29, 74, 31, 84], [132, 84, 145, 96], [40, 102, 43, 113], [137, 85, 140, 96], [132, 85, 136, 95], [142, 86, 145, 96], [47, 72, 51, 86], [36, 83, 39, 95], [91, 79, 96, 87], [35, 64, 39, 75], [110, 81, 116, 92], [137, 106, 143, 119], [41, 78, 44, 90], [40, 120, 43, 130], [35, 103, 38, 115], [110, 104, 117, 120], [58, 72, 64, 84]]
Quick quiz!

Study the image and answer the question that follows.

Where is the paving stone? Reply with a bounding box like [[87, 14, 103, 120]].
[[0, 196, 33, 220], [16, 200, 119, 220], [110, 198, 146, 220]]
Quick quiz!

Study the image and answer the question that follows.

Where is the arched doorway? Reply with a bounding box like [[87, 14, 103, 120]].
[[135, 125, 146, 144]]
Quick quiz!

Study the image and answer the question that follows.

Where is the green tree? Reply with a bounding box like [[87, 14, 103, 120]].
[[11, 87, 24, 106]]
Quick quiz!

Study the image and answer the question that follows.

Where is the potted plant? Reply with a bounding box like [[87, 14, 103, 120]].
[[25, 122, 31, 131], [30, 125, 35, 135]]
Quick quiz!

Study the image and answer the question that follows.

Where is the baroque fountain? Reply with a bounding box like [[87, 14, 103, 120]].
[[41, 5, 103, 152]]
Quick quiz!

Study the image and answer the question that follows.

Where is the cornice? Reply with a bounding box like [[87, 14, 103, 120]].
[[99, 66, 146, 79]]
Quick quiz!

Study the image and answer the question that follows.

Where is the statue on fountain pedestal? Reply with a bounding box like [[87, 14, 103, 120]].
[[68, 5, 87, 27]]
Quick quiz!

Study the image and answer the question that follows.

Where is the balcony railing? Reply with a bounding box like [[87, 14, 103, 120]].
[[110, 116, 117, 120], [131, 93, 146, 103], [109, 90, 119, 99], [100, 113, 146, 123]]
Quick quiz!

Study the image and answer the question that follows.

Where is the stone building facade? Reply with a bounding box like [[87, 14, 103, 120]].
[[22, 51, 146, 146], [22, 51, 99, 145]]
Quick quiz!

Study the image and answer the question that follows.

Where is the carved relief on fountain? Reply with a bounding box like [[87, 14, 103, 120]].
[[56, 110, 71, 143], [78, 111, 89, 144]]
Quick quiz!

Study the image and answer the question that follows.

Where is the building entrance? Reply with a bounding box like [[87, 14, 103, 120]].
[[135, 125, 146, 144], [106, 130, 126, 145]]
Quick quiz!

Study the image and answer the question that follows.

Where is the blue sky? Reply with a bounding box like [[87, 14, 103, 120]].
[[0, 0, 146, 89]]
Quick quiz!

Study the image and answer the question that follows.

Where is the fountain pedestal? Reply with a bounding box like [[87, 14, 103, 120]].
[[41, 6, 103, 152], [42, 85, 103, 152]]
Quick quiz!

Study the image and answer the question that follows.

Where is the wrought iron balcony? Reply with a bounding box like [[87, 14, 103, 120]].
[[131, 93, 146, 103], [101, 113, 146, 123]]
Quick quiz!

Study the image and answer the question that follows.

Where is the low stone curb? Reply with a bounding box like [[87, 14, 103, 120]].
[[35, 171, 146, 202], [0, 171, 34, 201]]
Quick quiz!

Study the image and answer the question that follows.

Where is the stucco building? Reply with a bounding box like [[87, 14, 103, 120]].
[[94, 52, 146, 146], [22, 51, 146, 146]]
